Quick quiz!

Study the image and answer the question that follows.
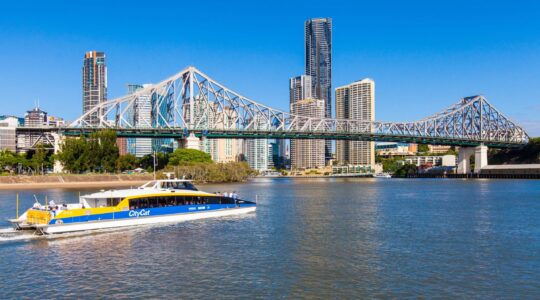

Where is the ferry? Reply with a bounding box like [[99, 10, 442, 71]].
[[373, 173, 392, 178], [9, 179, 256, 235]]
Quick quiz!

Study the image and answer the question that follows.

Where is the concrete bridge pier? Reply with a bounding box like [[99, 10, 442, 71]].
[[457, 144, 488, 174], [51, 132, 64, 173], [182, 133, 201, 151]]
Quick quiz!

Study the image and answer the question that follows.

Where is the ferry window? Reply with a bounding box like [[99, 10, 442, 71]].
[[106, 198, 122, 207], [184, 182, 197, 191], [174, 196, 184, 206], [207, 197, 220, 204], [220, 197, 234, 205]]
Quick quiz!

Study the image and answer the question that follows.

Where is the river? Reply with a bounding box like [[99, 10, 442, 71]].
[[0, 178, 539, 298]]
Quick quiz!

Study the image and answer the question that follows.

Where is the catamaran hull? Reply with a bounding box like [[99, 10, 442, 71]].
[[40, 206, 256, 234]]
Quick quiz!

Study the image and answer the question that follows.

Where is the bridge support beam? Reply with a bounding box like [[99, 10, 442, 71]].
[[457, 144, 488, 174], [182, 133, 201, 151], [51, 133, 64, 173]]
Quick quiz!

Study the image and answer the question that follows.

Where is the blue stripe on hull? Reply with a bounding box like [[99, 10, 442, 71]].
[[49, 204, 255, 225]]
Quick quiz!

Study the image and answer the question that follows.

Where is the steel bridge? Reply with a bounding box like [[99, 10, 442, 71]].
[[19, 66, 528, 149]]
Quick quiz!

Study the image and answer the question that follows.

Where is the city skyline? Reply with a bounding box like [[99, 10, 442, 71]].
[[1, 1, 539, 136]]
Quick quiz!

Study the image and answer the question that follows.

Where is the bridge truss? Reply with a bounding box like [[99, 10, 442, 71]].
[[65, 66, 528, 147]]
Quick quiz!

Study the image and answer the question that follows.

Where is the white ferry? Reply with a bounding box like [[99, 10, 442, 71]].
[[9, 179, 256, 235], [373, 173, 392, 178]]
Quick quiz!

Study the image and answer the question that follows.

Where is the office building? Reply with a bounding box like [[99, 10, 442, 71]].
[[404, 155, 457, 167], [290, 98, 325, 169], [305, 18, 332, 159], [428, 145, 453, 154], [0, 117, 18, 152], [82, 51, 107, 125], [335, 79, 375, 167], [22, 106, 48, 149]]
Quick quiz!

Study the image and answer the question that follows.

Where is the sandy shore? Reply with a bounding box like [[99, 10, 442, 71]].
[[0, 174, 154, 190], [0, 180, 153, 190]]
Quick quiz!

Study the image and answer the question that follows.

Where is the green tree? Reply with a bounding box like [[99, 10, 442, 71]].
[[168, 149, 212, 166], [418, 144, 429, 153], [57, 130, 119, 173], [57, 137, 89, 173], [0, 150, 26, 173], [29, 144, 51, 174], [92, 130, 119, 172], [394, 164, 418, 177], [139, 152, 169, 172], [116, 154, 138, 171]]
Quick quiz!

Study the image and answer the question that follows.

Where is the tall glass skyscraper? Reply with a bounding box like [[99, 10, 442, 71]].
[[305, 18, 332, 159], [82, 51, 107, 126]]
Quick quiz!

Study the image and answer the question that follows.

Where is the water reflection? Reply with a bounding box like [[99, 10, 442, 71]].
[[0, 179, 539, 298]]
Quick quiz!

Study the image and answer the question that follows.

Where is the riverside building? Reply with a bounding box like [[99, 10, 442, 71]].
[[0, 117, 19, 152], [335, 79, 375, 168], [82, 51, 107, 126], [290, 98, 325, 169]]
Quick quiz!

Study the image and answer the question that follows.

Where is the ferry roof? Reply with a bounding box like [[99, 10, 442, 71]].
[[81, 179, 214, 199], [82, 188, 215, 199]]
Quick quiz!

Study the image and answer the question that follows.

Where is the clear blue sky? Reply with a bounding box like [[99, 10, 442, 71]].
[[1, 0, 539, 136]]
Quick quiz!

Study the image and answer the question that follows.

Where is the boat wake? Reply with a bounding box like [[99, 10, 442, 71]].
[[0, 227, 41, 242]]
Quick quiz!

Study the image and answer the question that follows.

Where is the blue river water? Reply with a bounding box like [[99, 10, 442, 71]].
[[0, 178, 539, 299]]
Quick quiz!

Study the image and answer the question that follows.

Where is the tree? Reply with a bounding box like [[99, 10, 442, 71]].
[[29, 144, 51, 174], [56, 130, 120, 173], [139, 152, 169, 172], [0, 150, 26, 174], [116, 154, 138, 171], [92, 130, 119, 172], [418, 144, 429, 153], [394, 164, 418, 177], [168, 148, 212, 166], [57, 137, 89, 173]]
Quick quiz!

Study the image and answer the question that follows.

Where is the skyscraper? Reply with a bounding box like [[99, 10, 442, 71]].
[[335, 79, 375, 167], [289, 75, 313, 104], [305, 18, 332, 159], [82, 51, 107, 125], [290, 98, 325, 169]]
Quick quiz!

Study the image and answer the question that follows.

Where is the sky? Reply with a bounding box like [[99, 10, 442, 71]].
[[0, 0, 539, 136]]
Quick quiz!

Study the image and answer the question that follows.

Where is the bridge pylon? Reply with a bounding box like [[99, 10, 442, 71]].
[[183, 133, 201, 151], [457, 144, 488, 174]]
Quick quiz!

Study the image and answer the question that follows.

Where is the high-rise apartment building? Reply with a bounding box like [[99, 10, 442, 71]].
[[289, 75, 313, 104], [290, 98, 325, 169], [305, 18, 332, 159], [245, 117, 273, 171], [189, 97, 242, 163], [82, 51, 107, 125], [335, 79, 375, 167]]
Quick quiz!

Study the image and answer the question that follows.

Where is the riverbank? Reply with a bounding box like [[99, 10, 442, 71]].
[[0, 174, 154, 190]]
